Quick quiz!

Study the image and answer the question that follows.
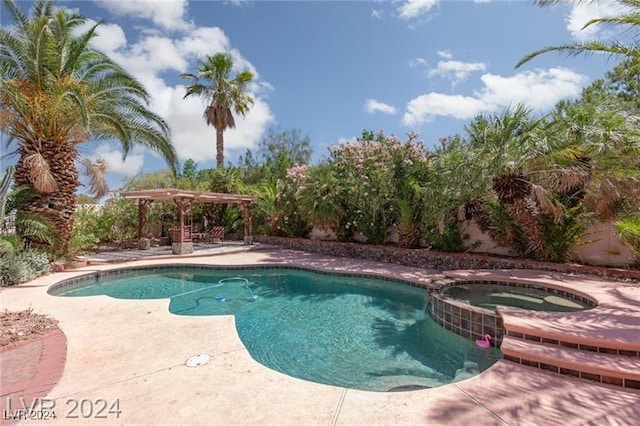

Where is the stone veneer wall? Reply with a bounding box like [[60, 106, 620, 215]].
[[253, 236, 640, 281]]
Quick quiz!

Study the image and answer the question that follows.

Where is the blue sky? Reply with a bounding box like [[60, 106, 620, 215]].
[[1, 0, 627, 193]]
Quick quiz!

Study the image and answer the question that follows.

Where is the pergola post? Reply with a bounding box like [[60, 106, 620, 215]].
[[243, 202, 253, 245], [172, 198, 193, 254], [138, 199, 151, 239]]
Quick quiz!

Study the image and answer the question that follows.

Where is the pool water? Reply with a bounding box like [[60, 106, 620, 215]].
[[52, 267, 501, 391], [442, 283, 591, 312]]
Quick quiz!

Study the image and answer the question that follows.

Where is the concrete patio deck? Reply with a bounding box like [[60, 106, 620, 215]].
[[1, 248, 640, 425]]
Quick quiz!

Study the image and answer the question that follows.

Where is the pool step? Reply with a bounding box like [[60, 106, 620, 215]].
[[498, 305, 640, 357], [501, 336, 640, 389]]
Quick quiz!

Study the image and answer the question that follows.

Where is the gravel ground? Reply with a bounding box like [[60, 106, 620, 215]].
[[0, 309, 59, 349]]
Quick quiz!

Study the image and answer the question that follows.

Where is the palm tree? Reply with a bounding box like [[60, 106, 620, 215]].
[[297, 163, 344, 230], [465, 105, 550, 258], [542, 89, 640, 220], [181, 53, 254, 169], [517, 0, 640, 68], [1, 166, 55, 256], [0, 0, 178, 256]]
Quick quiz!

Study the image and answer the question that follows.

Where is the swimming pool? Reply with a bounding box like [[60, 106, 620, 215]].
[[49, 266, 501, 392]]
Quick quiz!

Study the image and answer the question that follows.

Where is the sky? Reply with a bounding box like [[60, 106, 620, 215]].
[[0, 0, 629, 194]]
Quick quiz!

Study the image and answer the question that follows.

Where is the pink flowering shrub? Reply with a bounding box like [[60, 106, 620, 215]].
[[323, 131, 428, 244], [274, 164, 311, 237]]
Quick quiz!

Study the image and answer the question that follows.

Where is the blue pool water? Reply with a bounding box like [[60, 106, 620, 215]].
[[51, 267, 501, 391]]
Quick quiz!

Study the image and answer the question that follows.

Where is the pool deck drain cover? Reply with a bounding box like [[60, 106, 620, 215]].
[[186, 353, 210, 367]]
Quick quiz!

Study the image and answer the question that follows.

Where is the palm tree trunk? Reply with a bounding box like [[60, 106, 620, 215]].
[[506, 197, 545, 258], [216, 127, 224, 169], [15, 140, 78, 256]]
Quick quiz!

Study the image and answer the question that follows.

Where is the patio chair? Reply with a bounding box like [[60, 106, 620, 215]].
[[209, 226, 225, 243], [168, 226, 192, 243]]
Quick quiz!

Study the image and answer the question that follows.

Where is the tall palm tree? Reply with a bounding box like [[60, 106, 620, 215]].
[[0, 0, 177, 256], [181, 53, 254, 169], [517, 0, 640, 67]]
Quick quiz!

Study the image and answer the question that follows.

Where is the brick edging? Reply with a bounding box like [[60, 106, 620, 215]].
[[26, 329, 67, 401]]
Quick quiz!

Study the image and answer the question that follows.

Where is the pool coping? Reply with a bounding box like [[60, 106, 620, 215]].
[[1, 248, 639, 424]]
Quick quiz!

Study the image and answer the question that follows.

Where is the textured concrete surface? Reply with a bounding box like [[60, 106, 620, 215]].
[[1, 248, 639, 425]]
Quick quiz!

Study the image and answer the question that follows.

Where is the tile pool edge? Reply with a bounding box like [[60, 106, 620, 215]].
[[47, 263, 434, 295], [427, 278, 599, 349]]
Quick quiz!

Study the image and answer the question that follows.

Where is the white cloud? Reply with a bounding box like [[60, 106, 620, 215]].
[[227, 0, 252, 7], [398, 0, 439, 20], [177, 27, 230, 59], [95, 145, 145, 177], [94, 0, 192, 31], [372, 9, 384, 19], [473, 0, 492, 3], [408, 57, 427, 67], [428, 59, 487, 85], [83, 21, 230, 75], [91, 23, 127, 52], [404, 94, 486, 125], [121, 36, 190, 74], [75, 10, 275, 175], [403, 67, 588, 126], [566, 1, 624, 42], [364, 99, 397, 115], [437, 50, 453, 60], [155, 83, 274, 162]]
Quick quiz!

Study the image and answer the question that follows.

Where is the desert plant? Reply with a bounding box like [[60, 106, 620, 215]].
[[424, 219, 466, 252], [0, 248, 50, 286], [616, 216, 640, 263]]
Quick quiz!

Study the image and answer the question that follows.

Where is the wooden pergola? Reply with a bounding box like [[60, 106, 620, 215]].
[[119, 188, 257, 252]]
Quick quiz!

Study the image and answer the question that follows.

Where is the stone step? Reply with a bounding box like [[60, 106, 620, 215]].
[[503, 328, 640, 358], [501, 336, 640, 389], [499, 307, 640, 356]]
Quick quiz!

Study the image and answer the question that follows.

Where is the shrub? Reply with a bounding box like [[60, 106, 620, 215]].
[[274, 165, 311, 237], [0, 249, 50, 286], [616, 216, 640, 264]]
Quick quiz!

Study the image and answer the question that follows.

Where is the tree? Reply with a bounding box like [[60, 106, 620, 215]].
[[1, 166, 54, 256], [181, 53, 254, 169], [465, 105, 549, 257], [0, 0, 177, 256], [238, 128, 312, 185], [517, 0, 640, 68]]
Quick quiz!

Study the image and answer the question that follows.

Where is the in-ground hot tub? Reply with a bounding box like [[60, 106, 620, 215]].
[[428, 279, 598, 347], [442, 281, 596, 312]]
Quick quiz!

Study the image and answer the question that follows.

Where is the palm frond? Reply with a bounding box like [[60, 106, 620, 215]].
[[16, 211, 55, 245], [24, 152, 57, 193], [82, 157, 109, 199], [517, 42, 640, 68], [0, 235, 21, 256]]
